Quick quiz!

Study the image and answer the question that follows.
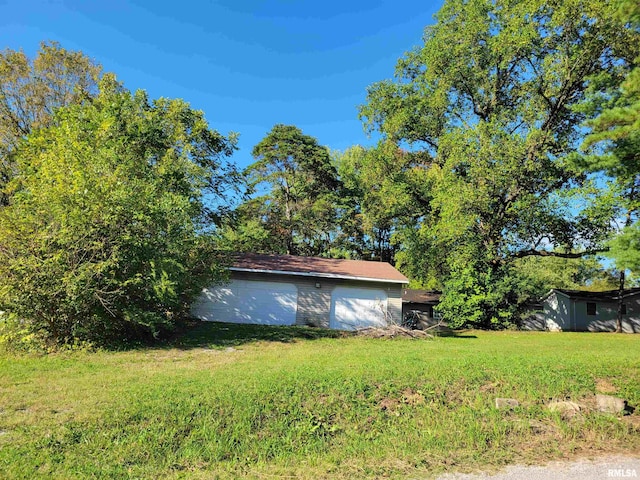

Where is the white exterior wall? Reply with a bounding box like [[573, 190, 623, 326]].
[[193, 270, 406, 329], [330, 286, 389, 330], [542, 291, 640, 333], [192, 279, 298, 326], [543, 292, 571, 331], [575, 298, 640, 333]]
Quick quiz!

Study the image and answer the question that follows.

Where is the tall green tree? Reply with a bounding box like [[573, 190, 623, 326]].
[[574, 0, 640, 331], [335, 143, 432, 264], [0, 41, 102, 206], [580, 0, 640, 272], [0, 75, 237, 346], [234, 124, 341, 256], [360, 0, 639, 327]]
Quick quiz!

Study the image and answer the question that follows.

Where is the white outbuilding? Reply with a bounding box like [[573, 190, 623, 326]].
[[192, 253, 409, 330]]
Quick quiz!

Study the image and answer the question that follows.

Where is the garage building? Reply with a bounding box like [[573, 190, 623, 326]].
[[192, 253, 409, 330]]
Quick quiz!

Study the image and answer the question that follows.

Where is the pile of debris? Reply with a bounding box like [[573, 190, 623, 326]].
[[355, 324, 434, 339]]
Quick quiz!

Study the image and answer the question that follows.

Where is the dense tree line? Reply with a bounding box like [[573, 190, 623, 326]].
[[1, 0, 638, 347]]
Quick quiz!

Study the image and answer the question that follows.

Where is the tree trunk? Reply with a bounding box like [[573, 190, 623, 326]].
[[616, 207, 635, 334], [283, 181, 294, 255], [616, 270, 624, 333]]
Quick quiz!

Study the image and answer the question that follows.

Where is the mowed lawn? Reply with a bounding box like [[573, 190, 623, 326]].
[[1, 325, 639, 479]]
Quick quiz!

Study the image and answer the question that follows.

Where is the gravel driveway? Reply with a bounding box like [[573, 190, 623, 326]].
[[435, 455, 640, 480]]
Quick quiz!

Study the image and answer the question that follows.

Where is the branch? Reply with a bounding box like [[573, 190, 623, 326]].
[[415, 134, 439, 152], [511, 247, 609, 259]]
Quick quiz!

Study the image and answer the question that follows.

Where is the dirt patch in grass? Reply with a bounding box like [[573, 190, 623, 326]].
[[377, 387, 426, 414], [402, 388, 426, 406], [378, 396, 401, 413], [621, 414, 640, 429], [595, 378, 618, 394], [479, 381, 501, 394]]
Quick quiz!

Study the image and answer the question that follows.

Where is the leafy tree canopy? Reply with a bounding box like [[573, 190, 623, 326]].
[[516, 255, 621, 296], [360, 0, 639, 327], [0, 74, 237, 347], [221, 124, 342, 257], [575, 0, 640, 274], [334, 143, 432, 264], [0, 41, 102, 206]]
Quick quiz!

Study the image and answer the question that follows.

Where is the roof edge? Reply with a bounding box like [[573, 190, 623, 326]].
[[230, 267, 409, 284], [542, 287, 640, 302], [539, 289, 558, 302]]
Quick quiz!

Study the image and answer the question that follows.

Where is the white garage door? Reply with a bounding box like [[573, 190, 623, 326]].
[[330, 286, 388, 330], [192, 279, 298, 326]]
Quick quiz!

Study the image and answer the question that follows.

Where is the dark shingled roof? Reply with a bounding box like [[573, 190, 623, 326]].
[[230, 253, 409, 283], [545, 287, 640, 302], [402, 289, 441, 304]]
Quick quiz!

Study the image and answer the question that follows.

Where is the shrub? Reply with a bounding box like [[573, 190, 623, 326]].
[[0, 76, 236, 347]]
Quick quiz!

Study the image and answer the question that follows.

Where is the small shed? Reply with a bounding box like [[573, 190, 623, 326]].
[[402, 289, 441, 322], [192, 253, 409, 330], [541, 288, 640, 333]]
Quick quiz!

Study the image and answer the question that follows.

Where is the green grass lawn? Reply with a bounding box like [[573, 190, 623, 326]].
[[1, 324, 639, 479]]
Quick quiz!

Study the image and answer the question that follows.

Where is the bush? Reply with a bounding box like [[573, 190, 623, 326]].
[[0, 76, 236, 347], [438, 262, 534, 329]]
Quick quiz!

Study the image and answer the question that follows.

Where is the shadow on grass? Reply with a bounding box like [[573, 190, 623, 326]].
[[434, 330, 478, 339], [168, 321, 479, 349], [424, 325, 478, 339], [171, 321, 346, 349]]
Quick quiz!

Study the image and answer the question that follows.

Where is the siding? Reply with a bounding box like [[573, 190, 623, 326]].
[[575, 298, 640, 333], [297, 281, 331, 328], [543, 292, 569, 331], [541, 291, 640, 333], [222, 270, 404, 327], [387, 285, 403, 325]]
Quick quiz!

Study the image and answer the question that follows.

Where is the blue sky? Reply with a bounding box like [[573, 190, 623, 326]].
[[1, 0, 443, 170]]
